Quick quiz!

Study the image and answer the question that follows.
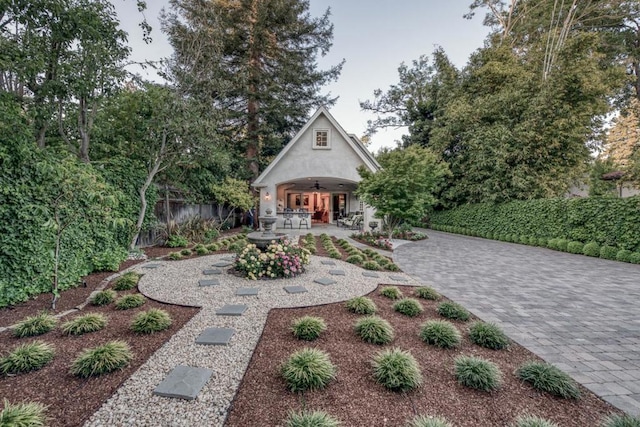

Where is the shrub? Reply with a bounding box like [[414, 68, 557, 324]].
[[386, 263, 401, 272], [583, 242, 601, 257], [630, 252, 640, 264], [0, 341, 55, 374], [600, 245, 618, 260], [112, 272, 140, 291], [345, 255, 363, 265], [393, 298, 423, 317], [166, 235, 188, 248], [415, 286, 440, 300], [547, 238, 559, 250], [180, 249, 192, 256], [280, 348, 336, 392], [328, 250, 342, 260], [167, 252, 183, 260], [236, 241, 309, 280], [616, 249, 634, 263], [556, 239, 569, 251], [420, 320, 461, 349], [406, 415, 453, 427], [354, 316, 394, 345], [91, 289, 117, 306], [362, 260, 381, 270], [380, 286, 403, 300], [528, 236, 538, 246], [61, 313, 107, 336], [600, 414, 640, 427], [454, 355, 502, 391], [371, 348, 422, 392], [516, 361, 580, 399], [130, 308, 172, 334], [195, 246, 209, 256], [567, 241, 584, 254], [513, 415, 559, 427], [291, 316, 326, 341], [205, 243, 220, 252], [70, 340, 133, 377], [519, 235, 529, 245], [537, 237, 549, 247], [345, 297, 377, 315], [437, 302, 470, 321], [115, 294, 146, 310], [468, 322, 509, 350], [0, 399, 47, 427], [284, 410, 341, 427], [12, 313, 57, 338]]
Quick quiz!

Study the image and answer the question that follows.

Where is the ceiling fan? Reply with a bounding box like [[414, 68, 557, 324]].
[[310, 180, 327, 190]]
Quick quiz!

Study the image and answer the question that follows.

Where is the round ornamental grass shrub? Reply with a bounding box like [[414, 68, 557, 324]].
[[180, 249, 192, 256], [130, 309, 172, 334], [0, 341, 55, 375], [115, 294, 146, 310], [345, 255, 363, 265], [345, 296, 377, 315], [415, 286, 441, 300], [386, 263, 401, 272], [567, 241, 584, 254], [291, 316, 326, 341], [516, 361, 580, 399], [437, 302, 470, 321], [0, 399, 47, 427], [419, 320, 461, 349], [406, 415, 453, 427], [280, 348, 336, 393], [513, 415, 559, 427], [454, 355, 502, 391], [91, 289, 117, 306], [600, 245, 618, 260], [616, 249, 634, 263], [468, 322, 510, 350], [12, 313, 57, 338], [601, 414, 640, 427], [195, 246, 209, 256], [393, 298, 424, 317], [556, 239, 569, 252], [168, 252, 183, 260], [284, 410, 341, 427], [371, 348, 422, 392], [630, 252, 640, 264], [61, 313, 107, 336], [354, 316, 394, 345], [70, 340, 133, 377], [380, 286, 403, 300], [583, 242, 601, 257], [538, 237, 549, 247], [112, 272, 140, 291], [362, 260, 381, 270]]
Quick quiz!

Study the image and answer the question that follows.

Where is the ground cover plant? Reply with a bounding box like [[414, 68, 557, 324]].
[[468, 322, 510, 350], [406, 415, 453, 427], [70, 340, 133, 378], [454, 355, 502, 391], [380, 286, 403, 300], [280, 348, 336, 392], [226, 285, 620, 426], [12, 313, 58, 338], [61, 313, 107, 336], [415, 286, 441, 300], [393, 298, 423, 317], [0, 399, 46, 427], [345, 296, 377, 315], [420, 320, 461, 349], [291, 316, 326, 341], [516, 361, 581, 399], [354, 316, 394, 345], [130, 308, 172, 334], [437, 301, 470, 321], [0, 341, 55, 375], [284, 410, 341, 427], [371, 347, 422, 391]]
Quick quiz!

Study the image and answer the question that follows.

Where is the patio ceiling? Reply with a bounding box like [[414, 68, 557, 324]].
[[279, 177, 358, 192]]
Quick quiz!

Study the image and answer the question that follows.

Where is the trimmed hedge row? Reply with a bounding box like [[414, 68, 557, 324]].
[[430, 197, 640, 264], [430, 197, 640, 252]]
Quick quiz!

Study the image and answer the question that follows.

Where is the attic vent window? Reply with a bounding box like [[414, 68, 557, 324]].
[[313, 129, 330, 149]]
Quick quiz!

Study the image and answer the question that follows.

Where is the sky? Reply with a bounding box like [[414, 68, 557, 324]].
[[111, 1, 491, 153]]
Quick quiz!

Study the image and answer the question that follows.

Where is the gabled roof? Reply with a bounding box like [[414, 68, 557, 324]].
[[252, 106, 381, 187]]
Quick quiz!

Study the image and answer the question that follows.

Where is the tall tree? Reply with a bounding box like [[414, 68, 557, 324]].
[[162, 0, 343, 179]]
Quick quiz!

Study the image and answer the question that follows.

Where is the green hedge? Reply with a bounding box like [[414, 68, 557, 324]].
[[430, 197, 640, 252], [0, 95, 133, 308]]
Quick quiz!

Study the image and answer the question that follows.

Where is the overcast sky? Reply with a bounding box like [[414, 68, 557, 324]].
[[111, 1, 490, 152]]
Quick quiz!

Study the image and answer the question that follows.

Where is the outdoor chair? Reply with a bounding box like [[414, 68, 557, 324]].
[[343, 214, 363, 230], [297, 209, 309, 229], [338, 212, 355, 228], [283, 208, 293, 229]]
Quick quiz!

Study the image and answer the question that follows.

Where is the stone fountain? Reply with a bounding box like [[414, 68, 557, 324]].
[[247, 208, 286, 249]]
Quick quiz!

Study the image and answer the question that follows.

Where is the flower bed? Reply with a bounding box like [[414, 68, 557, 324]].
[[235, 240, 310, 280]]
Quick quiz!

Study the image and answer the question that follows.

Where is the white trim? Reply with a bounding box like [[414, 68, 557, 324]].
[[313, 128, 331, 149]]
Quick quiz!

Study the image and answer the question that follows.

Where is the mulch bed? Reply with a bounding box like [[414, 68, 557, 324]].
[[225, 286, 620, 427]]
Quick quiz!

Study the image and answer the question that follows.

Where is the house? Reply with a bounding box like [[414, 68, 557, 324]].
[[251, 106, 381, 230]]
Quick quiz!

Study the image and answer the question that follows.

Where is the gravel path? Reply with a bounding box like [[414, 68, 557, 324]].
[[84, 253, 418, 427]]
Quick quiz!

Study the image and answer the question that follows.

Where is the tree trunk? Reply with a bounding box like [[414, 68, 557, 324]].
[[246, 0, 261, 179], [52, 225, 61, 310]]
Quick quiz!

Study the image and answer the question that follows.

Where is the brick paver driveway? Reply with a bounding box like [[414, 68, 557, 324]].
[[394, 230, 640, 416]]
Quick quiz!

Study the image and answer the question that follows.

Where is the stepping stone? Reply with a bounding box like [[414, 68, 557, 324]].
[[314, 277, 336, 286], [198, 279, 220, 287], [284, 286, 308, 294], [195, 327, 235, 346], [216, 304, 248, 316], [321, 260, 336, 265], [203, 269, 222, 275], [221, 256, 235, 261], [143, 263, 161, 269], [212, 261, 233, 267], [329, 269, 346, 276], [362, 271, 380, 278], [236, 287, 259, 296], [153, 365, 212, 400], [389, 275, 408, 282]]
